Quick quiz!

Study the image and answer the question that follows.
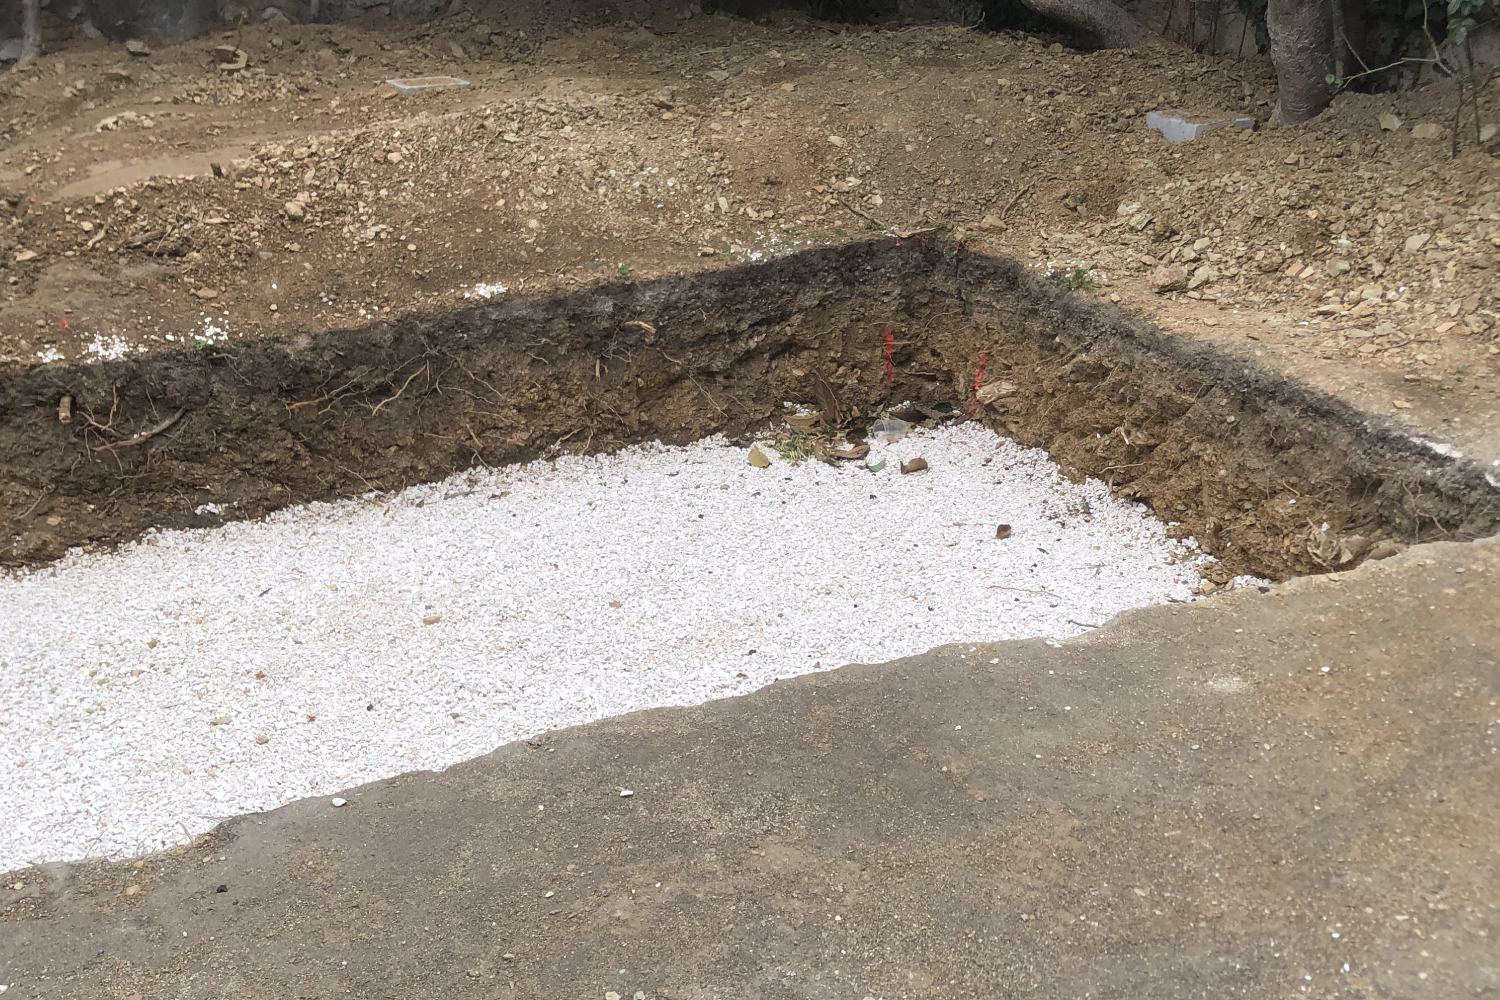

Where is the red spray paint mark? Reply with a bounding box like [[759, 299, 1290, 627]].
[[969, 352, 987, 413], [883, 325, 896, 381], [59, 316, 70, 329]]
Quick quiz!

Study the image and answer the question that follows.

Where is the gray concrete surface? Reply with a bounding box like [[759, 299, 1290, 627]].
[[2, 538, 1497, 1000]]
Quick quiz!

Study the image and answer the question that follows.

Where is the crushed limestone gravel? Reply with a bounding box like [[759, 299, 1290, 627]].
[[2, 424, 1211, 871]]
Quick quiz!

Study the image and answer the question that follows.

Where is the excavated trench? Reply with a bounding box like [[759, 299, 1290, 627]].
[[2, 231, 1497, 579]]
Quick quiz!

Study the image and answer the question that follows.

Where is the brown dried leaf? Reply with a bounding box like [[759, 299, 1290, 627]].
[[813, 374, 840, 427]]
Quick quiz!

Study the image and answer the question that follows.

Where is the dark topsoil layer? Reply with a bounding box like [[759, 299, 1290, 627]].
[[2, 232, 1497, 578]]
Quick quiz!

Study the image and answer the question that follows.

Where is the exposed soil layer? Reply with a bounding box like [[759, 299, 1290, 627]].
[[2, 233, 1497, 578]]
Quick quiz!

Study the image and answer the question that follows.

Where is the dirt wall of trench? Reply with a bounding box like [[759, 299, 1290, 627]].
[[2, 232, 1497, 578]]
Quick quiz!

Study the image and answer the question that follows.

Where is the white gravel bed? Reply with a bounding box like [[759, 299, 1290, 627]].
[[1, 424, 1210, 871]]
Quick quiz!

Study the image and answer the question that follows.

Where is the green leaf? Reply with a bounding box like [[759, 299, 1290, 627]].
[[866, 458, 887, 473]]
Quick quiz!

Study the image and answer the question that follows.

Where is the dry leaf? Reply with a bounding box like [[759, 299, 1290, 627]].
[[609, 600, 622, 608], [748, 446, 771, 468], [209, 716, 231, 726], [900, 457, 928, 474], [813, 375, 840, 427], [832, 442, 870, 460], [785, 413, 820, 431], [422, 614, 442, 625], [976, 380, 1017, 405]]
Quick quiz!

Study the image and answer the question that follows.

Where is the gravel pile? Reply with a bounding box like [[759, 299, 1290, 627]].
[[1, 424, 1209, 871]]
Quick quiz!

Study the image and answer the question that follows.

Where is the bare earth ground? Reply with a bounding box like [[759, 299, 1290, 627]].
[[2, 536, 1496, 999], [1, 10, 1497, 464], [4, 15, 1500, 1000]]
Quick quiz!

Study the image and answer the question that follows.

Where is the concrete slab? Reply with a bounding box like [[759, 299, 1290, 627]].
[[3, 538, 1497, 999]]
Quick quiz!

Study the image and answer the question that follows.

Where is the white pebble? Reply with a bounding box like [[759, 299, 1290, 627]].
[[0, 425, 1207, 869]]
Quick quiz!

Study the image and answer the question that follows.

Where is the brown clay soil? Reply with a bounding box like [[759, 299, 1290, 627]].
[[1, 10, 1497, 459]]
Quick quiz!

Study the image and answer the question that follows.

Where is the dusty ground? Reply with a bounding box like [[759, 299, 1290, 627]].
[[2, 534, 1495, 999], [1, 11, 1497, 464]]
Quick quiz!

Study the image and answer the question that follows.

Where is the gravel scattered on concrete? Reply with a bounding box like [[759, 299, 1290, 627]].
[[1, 424, 1209, 871]]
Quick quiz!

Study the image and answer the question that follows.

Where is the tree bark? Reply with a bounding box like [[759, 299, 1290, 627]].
[[21, 0, 42, 61], [1018, 0, 1145, 49], [1266, 0, 1336, 123]]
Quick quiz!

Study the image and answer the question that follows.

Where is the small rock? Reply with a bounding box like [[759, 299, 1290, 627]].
[[125, 39, 150, 56], [1367, 539, 1403, 560], [1481, 124, 1497, 143], [1378, 112, 1402, 131], [1186, 264, 1216, 290], [193, 287, 218, 299], [13, 250, 37, 263], [330, 797, 347, 807], [1411, 122, 1443, 140], [209, 716, 232, 726], [124, 885, 140, 896], [262, 6, 290, 23], [254, 734, 269, 744], [1392, 399, 1412, 409], [620, 788, 634, 797], [900, 457, 928, 474], [1404, 232, 1431, 253], [607, 993, 622, 1000], [386, 151, 403, 164], [995, 524, 1012, 539], [827, 135, 846, 147], [283, 200, 305, 219], [1148, 264, 1188, 292], [104, 67, 132, 81], [423, 614, 441, 625], [977, 214, 1005, 231], [707, 70, 729, 82]]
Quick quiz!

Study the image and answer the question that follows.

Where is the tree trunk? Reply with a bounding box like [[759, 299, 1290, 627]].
[[21, 0, 42, 61], [1018, 0, 1145, 49], [1266, 0, 1336, 123]]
